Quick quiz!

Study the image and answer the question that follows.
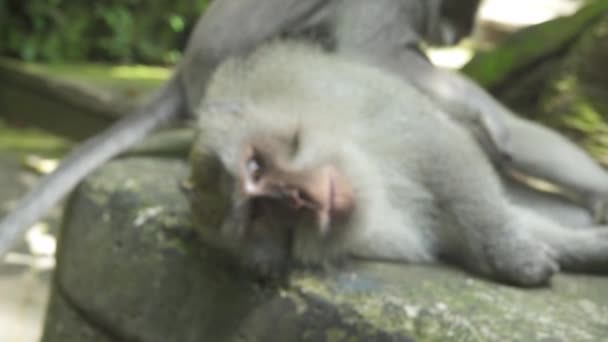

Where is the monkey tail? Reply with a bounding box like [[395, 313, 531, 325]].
[[0, 76, 185, 260]]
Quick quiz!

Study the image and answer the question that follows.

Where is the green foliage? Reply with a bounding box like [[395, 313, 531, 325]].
[[0, 0, 209, 64], [463, 0, 608, 89]]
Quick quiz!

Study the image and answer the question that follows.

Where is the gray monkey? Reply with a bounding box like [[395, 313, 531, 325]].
[[1, 0, 607, 260], [190, 42, 608, 286]]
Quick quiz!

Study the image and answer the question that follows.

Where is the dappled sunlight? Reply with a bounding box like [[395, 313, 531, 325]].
[[480, 0, 585, 27], [23, 155, 59, 175], [429, 0, 587, 69], [4, 223, 56, 271], [25, 223, 56, 261], [17, 61, 170, 83], [109, 65, 172, 81], [427, 46, 474, 69]]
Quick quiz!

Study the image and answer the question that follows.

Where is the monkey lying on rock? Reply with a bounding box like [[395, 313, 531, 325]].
[[2, 0, 608, 263], [188, 42, 608, 287]]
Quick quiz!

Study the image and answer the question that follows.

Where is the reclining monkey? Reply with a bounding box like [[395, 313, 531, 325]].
[[189, 42, 608, 286], [1, 0, 608, 260]]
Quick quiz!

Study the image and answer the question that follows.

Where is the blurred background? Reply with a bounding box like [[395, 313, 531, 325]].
[[0, 0, 606, 340]]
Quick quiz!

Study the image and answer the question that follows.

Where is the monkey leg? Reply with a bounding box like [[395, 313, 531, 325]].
[[510, 206, 608, 274], [394, 50, 514, 159], [435, 184, 560, 286], [424, 128, 560, 286], [502, 176, 594, 228], [333, 6, 512, 160], [504, 115, 608, 223]]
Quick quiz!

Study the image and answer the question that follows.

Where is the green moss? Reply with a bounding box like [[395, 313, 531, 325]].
[[562, 102, 604, 131], [289, 263, 608, 341], [0, 118, 71, 157]]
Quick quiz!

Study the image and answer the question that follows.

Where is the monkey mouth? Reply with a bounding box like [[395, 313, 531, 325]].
[[279, 180, 335, 234], [240, 158, 354, 235], [316, 166, 354, 234]]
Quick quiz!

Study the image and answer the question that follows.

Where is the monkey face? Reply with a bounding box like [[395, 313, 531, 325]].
[[238, 139, 355, 235], [188, 131, 357, 277]]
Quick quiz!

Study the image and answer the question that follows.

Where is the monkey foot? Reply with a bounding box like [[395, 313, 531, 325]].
[[487, 239, 560, 287]]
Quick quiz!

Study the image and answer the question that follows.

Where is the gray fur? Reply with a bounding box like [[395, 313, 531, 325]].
[[191, 43, 608, 286]]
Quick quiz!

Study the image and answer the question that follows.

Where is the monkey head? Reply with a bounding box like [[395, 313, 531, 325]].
[[187, 101, 362, 277], [238, 137, 355, 235], [186, 43, 422, 277]]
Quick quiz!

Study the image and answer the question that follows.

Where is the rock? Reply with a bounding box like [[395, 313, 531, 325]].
[[43, 158, 608, 341]]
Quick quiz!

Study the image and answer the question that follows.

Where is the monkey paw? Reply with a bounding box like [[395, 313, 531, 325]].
[[488, 238, 559, 287]]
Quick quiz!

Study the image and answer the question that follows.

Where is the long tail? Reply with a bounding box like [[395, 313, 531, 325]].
[[0, 76, 185, 259]]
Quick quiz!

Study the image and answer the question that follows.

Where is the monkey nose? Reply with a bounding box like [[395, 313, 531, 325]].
[[282, 187, 331, 235], [290, 165, 355, 234]]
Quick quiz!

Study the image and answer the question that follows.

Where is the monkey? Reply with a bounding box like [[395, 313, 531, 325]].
[[188, 42, 608, 287], [2, 0, 608, 261]]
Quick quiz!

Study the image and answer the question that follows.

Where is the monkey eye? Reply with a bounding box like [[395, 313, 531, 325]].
[[246, 156, 263, 182]]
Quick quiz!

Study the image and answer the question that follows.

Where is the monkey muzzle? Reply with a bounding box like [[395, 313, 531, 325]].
[[241, 164, 354, 235]]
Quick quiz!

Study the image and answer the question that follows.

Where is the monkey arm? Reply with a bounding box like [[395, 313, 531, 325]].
[[384, 48, 608, 219], [389, 49, 608, 221], [504, 115, 608, 219], [364, 48, 513, 160], [331, 0, 511, 159]]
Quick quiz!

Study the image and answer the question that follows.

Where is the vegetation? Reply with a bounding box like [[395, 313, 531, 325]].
[[0, 0, 209, 64]]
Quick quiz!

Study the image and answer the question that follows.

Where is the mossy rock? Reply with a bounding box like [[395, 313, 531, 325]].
[[42, 158, 608, 341]]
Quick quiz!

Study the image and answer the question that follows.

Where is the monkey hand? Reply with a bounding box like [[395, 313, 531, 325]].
[[484, 231, 560, 287]]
